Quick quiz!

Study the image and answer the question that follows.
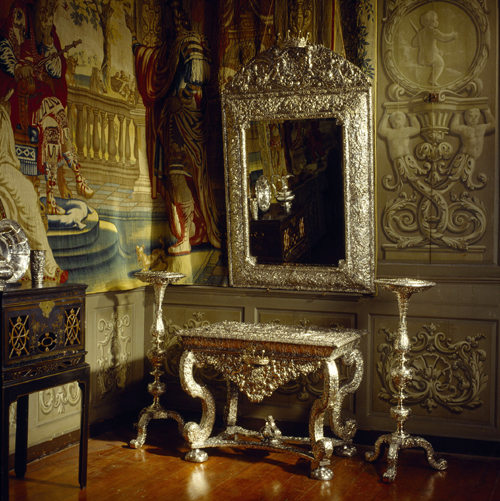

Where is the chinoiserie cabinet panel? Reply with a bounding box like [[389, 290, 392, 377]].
[[1, 282, 87, 381]]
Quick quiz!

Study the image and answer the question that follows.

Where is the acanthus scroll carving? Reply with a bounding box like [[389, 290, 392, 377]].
[[97, 312, 131, 399], [39, 382, 81, 415], [376, 323, 488, 413]]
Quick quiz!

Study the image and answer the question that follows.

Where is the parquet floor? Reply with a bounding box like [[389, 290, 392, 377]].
[[7, 420, 500, 501]]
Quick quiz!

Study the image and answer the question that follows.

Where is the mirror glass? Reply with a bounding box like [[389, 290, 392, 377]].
[[246, 118, 345, 266]]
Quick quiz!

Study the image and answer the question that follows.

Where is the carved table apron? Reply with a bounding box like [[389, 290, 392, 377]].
[[178, 321, 365, 480]]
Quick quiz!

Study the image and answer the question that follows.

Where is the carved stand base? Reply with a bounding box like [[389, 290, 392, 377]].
[[365, 431, 448, 483], [178, 321, 366, 480], [129, 404, 185, 449]]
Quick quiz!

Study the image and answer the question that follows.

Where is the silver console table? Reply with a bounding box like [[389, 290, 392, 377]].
[[177, 321, 366, 480]]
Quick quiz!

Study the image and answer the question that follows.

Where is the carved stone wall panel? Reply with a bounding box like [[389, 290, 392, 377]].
[[91, 304, 137, 410], [371, 315, 495, 425], [87, 290, 145, 422], [36, 382, 82, 424], [376, 0, 498, 275]]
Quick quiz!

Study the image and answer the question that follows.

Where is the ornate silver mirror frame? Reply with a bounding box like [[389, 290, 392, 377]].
[[221, 36, 375, 293]]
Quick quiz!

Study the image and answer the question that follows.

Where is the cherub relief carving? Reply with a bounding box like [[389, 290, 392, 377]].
[[378, 110, 426, 189], [411, 10, 458, 86], [449, 107, 495, 189]]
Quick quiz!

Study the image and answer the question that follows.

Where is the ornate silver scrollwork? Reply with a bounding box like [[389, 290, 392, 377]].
[[178, 321, 366, 480]]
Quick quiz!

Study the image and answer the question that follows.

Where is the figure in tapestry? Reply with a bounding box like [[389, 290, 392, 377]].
[[0, 0, 93, 218], [124, 0, 221, 257]]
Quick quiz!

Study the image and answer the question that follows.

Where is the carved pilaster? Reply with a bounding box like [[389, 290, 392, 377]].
[[141, 0, 162, 47]]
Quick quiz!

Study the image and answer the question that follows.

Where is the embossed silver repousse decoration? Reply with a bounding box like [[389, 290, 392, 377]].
[[129, 271, 186, 449], [221, 35, 375, 293], [178, 320, 366, 480], [0, 219, 30, 288], [366, 279, 448, 483]]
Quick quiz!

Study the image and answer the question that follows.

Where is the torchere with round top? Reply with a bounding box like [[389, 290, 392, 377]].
[[130, 271, 186, 449], [365, 278, 448, 483]]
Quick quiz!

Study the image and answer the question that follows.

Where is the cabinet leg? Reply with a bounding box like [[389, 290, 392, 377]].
[[78, 372, 90, 489], [15, 395, 29, 479], [2, 397, 11, 501]]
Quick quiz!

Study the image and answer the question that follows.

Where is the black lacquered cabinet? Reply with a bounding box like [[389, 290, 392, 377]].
[[1, 282, 89, 500]]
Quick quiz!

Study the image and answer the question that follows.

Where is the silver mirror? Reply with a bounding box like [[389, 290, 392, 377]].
[[221, 35, 375, 293]]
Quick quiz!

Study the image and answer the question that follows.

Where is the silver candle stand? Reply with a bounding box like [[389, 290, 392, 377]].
[[130, 271, 186, 449], [365, 278, 448, 483]]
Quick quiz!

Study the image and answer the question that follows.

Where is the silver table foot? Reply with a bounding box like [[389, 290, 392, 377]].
[[311, 465, 334, 481], [334, 443, 357, 457], [185, 448, 209, 463]]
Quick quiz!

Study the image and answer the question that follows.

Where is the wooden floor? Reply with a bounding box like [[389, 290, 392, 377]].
[[7, 420, 500, 501]]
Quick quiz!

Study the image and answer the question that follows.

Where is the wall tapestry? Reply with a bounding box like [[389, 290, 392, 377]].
[[0, 0, 362, 293]]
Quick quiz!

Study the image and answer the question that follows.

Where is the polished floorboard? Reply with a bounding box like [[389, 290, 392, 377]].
[[8, 420, 500, 501]]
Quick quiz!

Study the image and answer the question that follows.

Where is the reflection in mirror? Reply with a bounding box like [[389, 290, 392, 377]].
[[247, 118, 345, 266]]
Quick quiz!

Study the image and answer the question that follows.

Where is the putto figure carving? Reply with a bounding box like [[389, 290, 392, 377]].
[[378, 110, 424, 189], [411, 10, 458, 85], [449, 107, 495, 189]]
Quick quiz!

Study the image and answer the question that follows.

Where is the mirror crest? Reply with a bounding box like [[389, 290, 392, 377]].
[[222, 36, 375, 293]]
